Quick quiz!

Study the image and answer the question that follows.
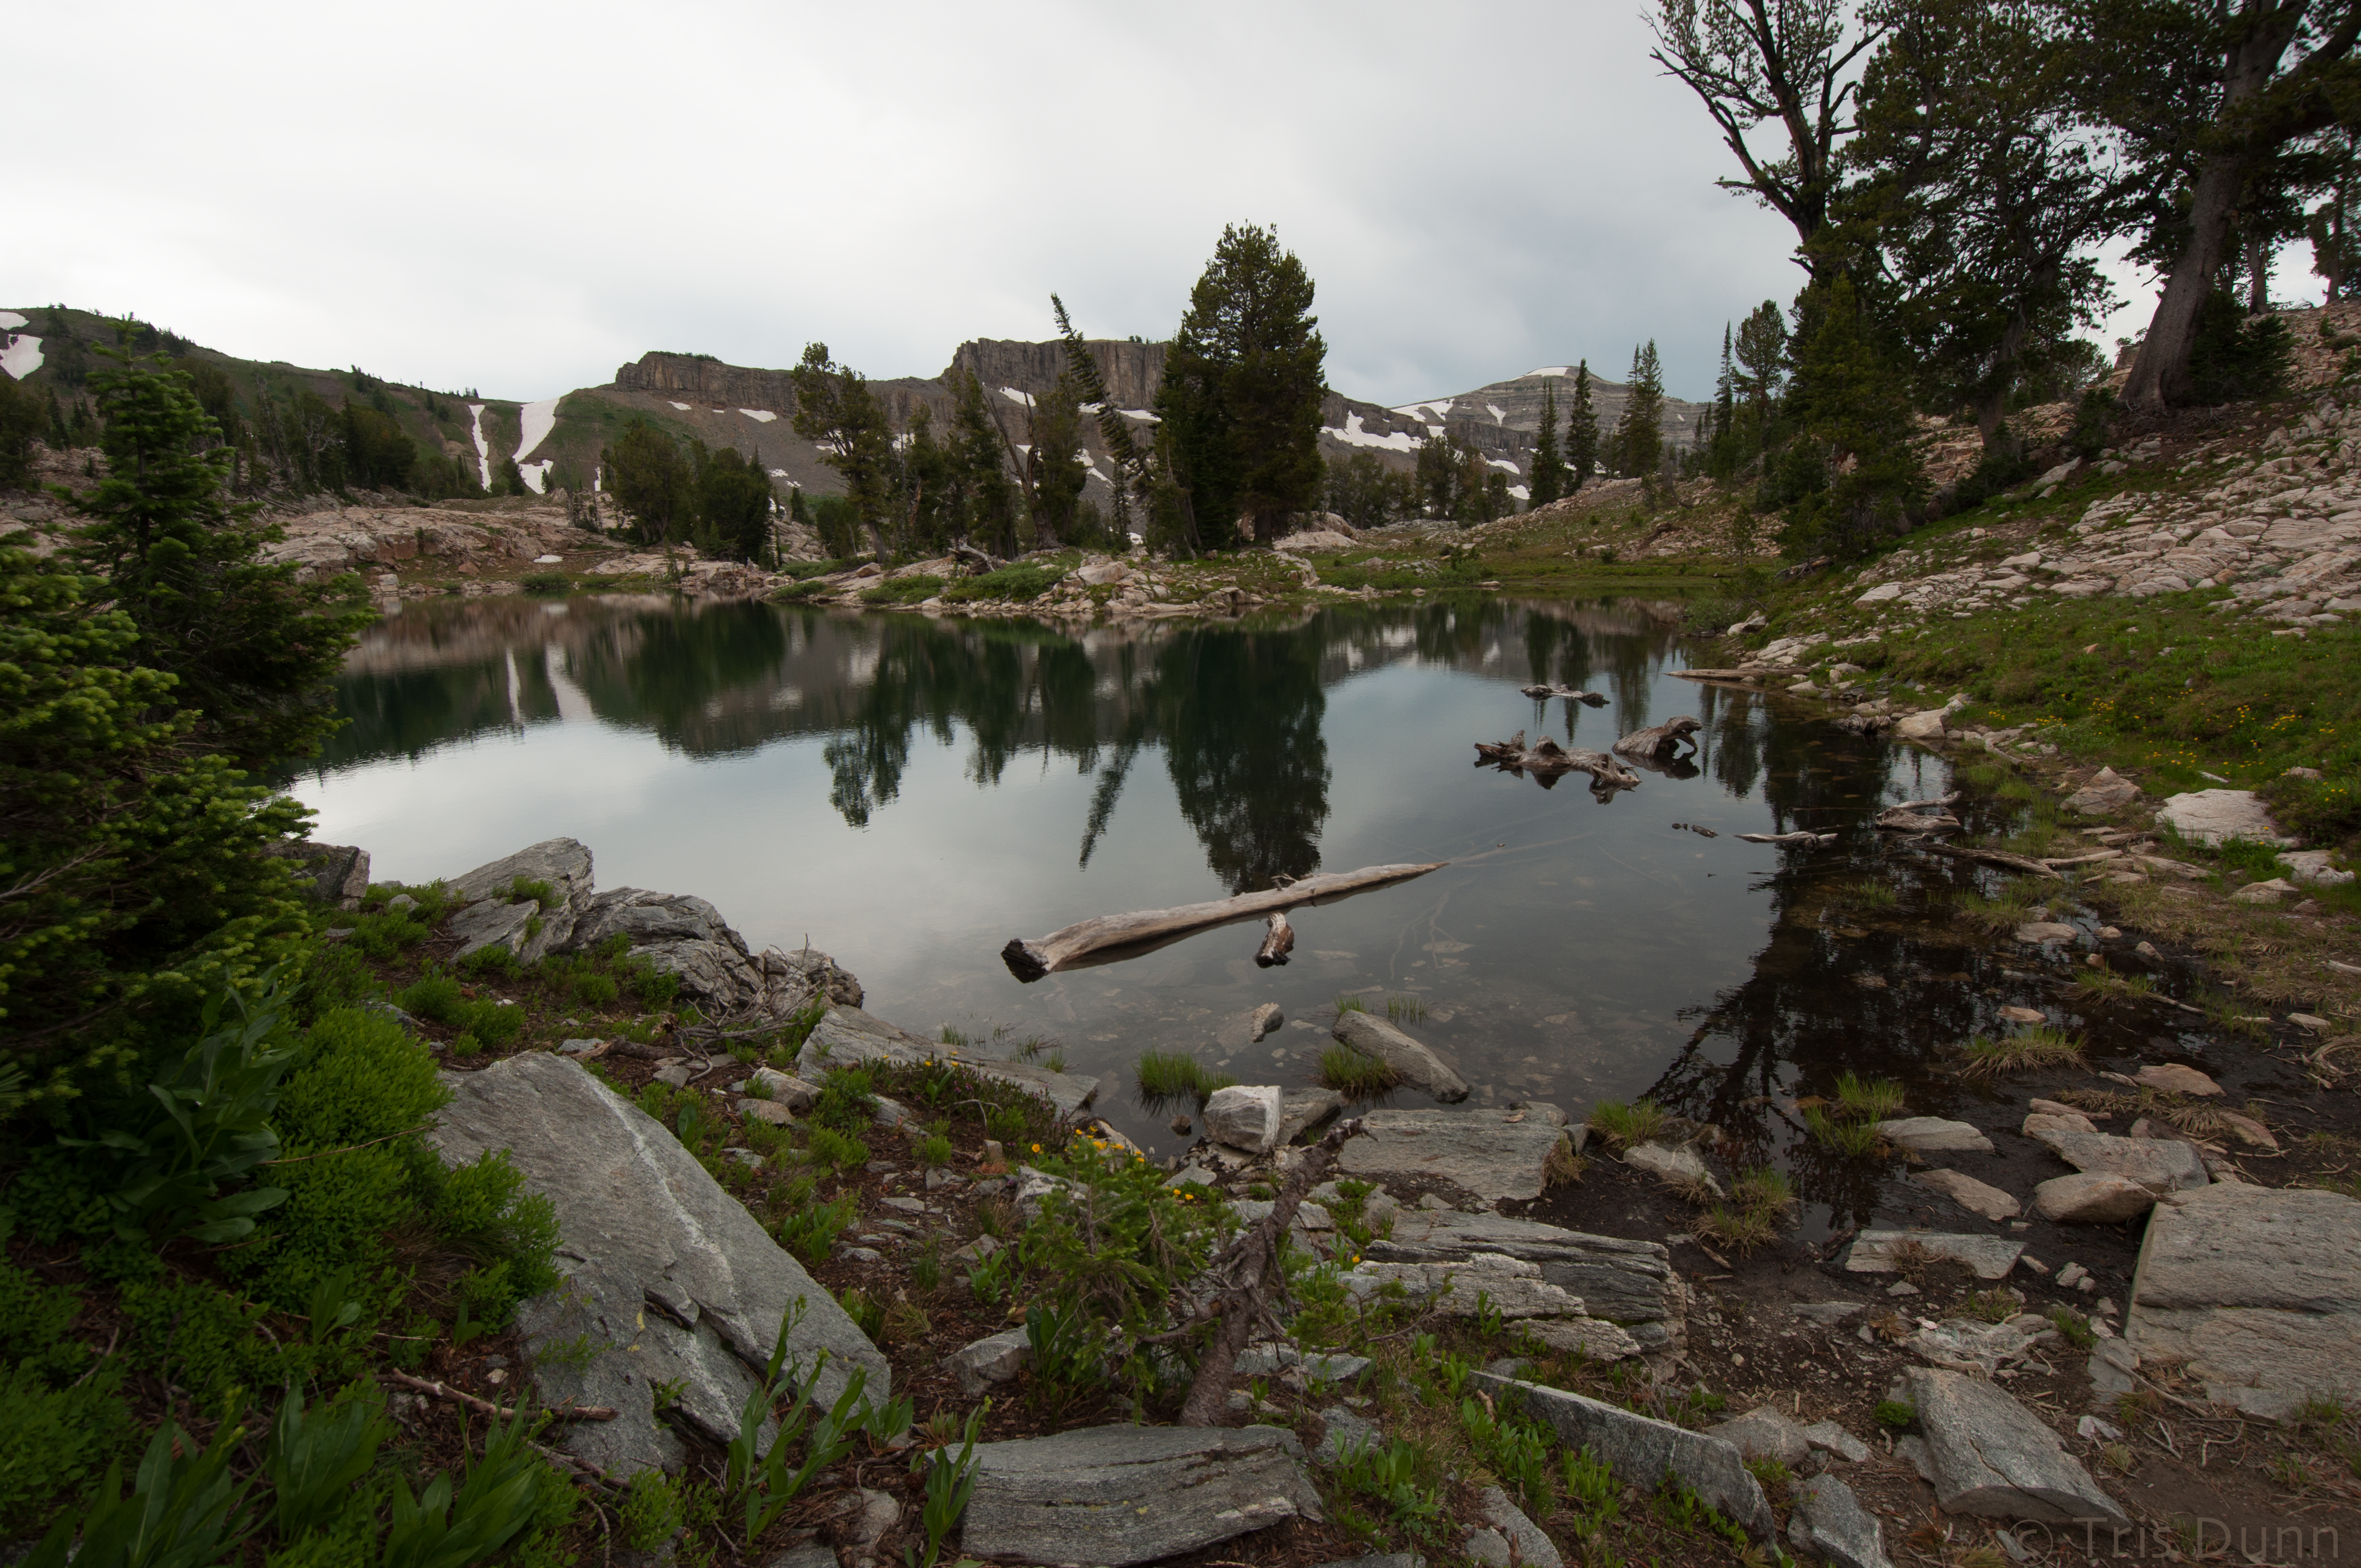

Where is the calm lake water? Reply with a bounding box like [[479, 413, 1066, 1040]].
[[295, 592, 2103, 1204]]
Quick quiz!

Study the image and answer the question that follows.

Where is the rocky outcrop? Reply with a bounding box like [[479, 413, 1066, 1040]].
[[617, 352, 801, 415], [427, 1053, 887, 1476], [1896, 1368, 2126, 1525], [1364, 1208, 1687, 1349], [796, 1005, 1098, 1119], [266, 841, 369, 911], [1336, 1106, 1568, 1200], [959, 1424, 1321, 1566], [948, 339, 1167, 415], [1475, 1373, 1774, 1539], [2125, 1182, 2361, 1420]]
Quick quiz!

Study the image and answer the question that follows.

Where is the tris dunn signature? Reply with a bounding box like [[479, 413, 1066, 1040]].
[[2014, 1517, 2342, 1560]]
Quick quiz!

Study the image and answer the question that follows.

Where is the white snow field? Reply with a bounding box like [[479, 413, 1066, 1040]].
[[1524, 366, 1571, 379], [739, 409, 777, 422], [511, 398, 562, 494], [1323, 412, 1421, 454], [1, 334, 42, 379], [467, 405, 492, 488], [670, 401, 692, 410], [1391, 398, 1453, 421], [0, 312, 28, 330]]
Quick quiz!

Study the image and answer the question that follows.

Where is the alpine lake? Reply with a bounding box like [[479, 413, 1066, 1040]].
[[292, 589, 2208, 1233]]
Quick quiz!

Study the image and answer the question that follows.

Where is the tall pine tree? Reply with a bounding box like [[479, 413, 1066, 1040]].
[[1565, 361, 1599, 492], [1613, 341, 1664, 480], [1527, 379, 1566, 508]]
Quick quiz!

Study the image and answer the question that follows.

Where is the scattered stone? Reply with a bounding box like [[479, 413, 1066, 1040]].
[[1895, 709, 1950, 741], [801, 1006, 1097, 1117], [1846, 1231, 2023, 1280], [1250, 1002, 1285, 1041], [2032, 1173, 2156, 1225], [2154, 789, 2295, 846], [1465, 1487, 1562, 1568], [652, 1063, 692, 1088], [2023, 1112, 2095, 1139], [960, 1424, 1323, 1567], [1786, 1474, 1894, 1568], [2126, 1182, 2361, 1420], [1520, 1318, 1645, 1360], [428, 1054, 884, 1476], [1789, 1301, 1865, 1325], [2013, 922, 2080, 945], [1276, 1086, 1346, 1145], [1874, 1118, 1994, 1155], [558, 1037, 604, 1057], [1624, 1140, 1723, 1194], [945, 1328, 1031, 1397], [1908, 1317, 2055, 1376], [1887, 1282, 1922, 1297], [1997, 1005, 2048, 1025], [1908, 1168, 2021, 1221], [1802, 1421, 1872, 1463], [2031, 1130, 2208, 1194], [2232, 877, 2300, 904], [2055, 1262, 2089, 1290], [2029, 1098, 2099, 1121], [1316, 1404, 1381, 1463], [1204, 1084, 1284, 1155], [269, 841, 372, 910], [1370, 1210, 1687, 1348], [1900, 1368, 2128, 1524], [1348, 1254, 1589, 1320], [2065, 768, 2140, 815], [1337, 1107, 1574, 1201], [2132, 1063, 2222, 1097], [1331, 1011, 1469, 1102], [1475, 1373, 1774, 1540], [2215, 1110, 2280, 1150], [1706, 1404, 1811, 1467], [2281, 849, 2356, 887], [737, 1098, 793, 1126], [2086, 1339, 2139, 1406], [749, 1068, 819, 1109]]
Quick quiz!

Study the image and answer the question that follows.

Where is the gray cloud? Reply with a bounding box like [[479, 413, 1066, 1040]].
[[14, 0, 1876, 407]]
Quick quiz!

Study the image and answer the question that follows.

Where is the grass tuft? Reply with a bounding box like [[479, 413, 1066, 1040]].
[[1586, 1097, 1665, 1150], [1133, 1050, 1235, 1113], [1834, 1071, 1905, 1121], [1960, 1025, 2086, 1077], [1318, 1043, 1403, 1099]]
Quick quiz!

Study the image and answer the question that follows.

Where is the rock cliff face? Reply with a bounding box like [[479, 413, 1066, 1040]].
[[616, 352, 802, 413], [948, 338, 1167, 412]]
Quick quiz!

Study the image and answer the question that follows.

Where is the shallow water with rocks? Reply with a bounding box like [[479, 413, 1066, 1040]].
[[296, 592, 2255, 1222]]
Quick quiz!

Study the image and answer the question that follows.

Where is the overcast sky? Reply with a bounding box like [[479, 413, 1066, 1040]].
[[12, 1, 2213, 410]]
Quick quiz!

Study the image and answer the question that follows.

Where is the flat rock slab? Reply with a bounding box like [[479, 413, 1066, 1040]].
[[1466, 1486, 1561, 1568], [1909, 1168, 2020, 1221], [960, 1424, 1321, 1566], [2033, 1173, 2155, 1224], [1802, 1421, 1871, 1463], [1901, 1367, 2127, 1524], [1315, 1404, 1380, 1464], [1521, 1317, 1644, 1360], [1331, 1011, 1469, 1102], [1625, 1141, 1722, 1193], [799, 1005, 1098, 1118], [1875, 1118, 1995, 1154], [1847, 1231, 2023, 1280], [1372, 1210, 1685, 1348], [1787, 1475, 1894, 1568], [1277, 1086, 1345, 1145], [450, 837, 596, 909], [2155, 788, 2295, 847], [429, 1053, 886, 1434], [2132, 1063, 2222, 1097], [1348, 1255, 1588, 1320], [1474, 1373, 1774, 1540], [448, 897, 539, 960], [2127, 1182, 2361, 1420], [2014, 922, 2081, 944], [1337, 1107, 1570, 1201], [2032, 1129, 2208, 1194]]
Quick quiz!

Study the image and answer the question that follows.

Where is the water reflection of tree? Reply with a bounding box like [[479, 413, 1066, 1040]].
[[1151, 628, 1330, 891], [1636, 709, 1990, 1226]]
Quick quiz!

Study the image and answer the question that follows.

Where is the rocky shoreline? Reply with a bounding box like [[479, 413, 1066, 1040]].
[[319, 829, 2361, 1567]]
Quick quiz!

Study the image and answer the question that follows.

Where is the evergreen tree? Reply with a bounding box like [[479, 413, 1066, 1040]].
[[1025, 368, 1089, 548], [1565, 361, 1600, 491], [693, 441, 775, 562], [787, 344, 896, 551], [67, 350, 369, 772], [1152, 224, 1328, 549], [1527, 379, 1567, 507], [1415, 432, 1463, 518], [0, 375, 41, 489], [1705, 324, 1739, 478], [600, 418, 694, 544], [1613, 341, 1666, 480], [948, 371, 1020, 557], [1733, 302, 1788, 439], [1763, 275, 1925, 556], [46, 387, 70, 450], [1052, 295, 1149, 537]]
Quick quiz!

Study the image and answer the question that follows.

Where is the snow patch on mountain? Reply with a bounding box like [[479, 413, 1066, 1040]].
[[515, 399, 561, 461], [1392, 398, 1453, 421], [0, 312, 27, 331], [1326, 412, 1422, 454], [1, 334, 42, 379], [740, 409, 777, 422], [467, 404, 491, 488]]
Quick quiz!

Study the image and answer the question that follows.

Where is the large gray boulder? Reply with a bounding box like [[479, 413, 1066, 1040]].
[[959, 1424, 1321, 1566], [1337, 1107, 1571, 1201], [797, 1005, 1098, 1119], [2125, 1182, 2361, 1420], [2031, 1129, 2208, 1194], [1900, 1368, 2126, 1524], [1474, 1373, 1774, 1540], [1331, 1011, 1469, 1102], [1369, 1209, 1687, 1348], [267, 840, 371, 911], [2154, 789, 2294, 847], [428, 1053, 886, 1472], [450, 837, 596, 910], [1204, 1085, 1283, 1155]]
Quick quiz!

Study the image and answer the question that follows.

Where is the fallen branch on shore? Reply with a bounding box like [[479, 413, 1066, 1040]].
[[1875, 805, 1962, 832], [1612, 716, 1702, 760], [1736, 831, 1838, 846], [380, 1370, 616, 1422], [1672, 666, 1807, 683], [1154, 1117, 1367, 1426], [1001, 863, 1446, 980], [1916, 841, 2064, 880]]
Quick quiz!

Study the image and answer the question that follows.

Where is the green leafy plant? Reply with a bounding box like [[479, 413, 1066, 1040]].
[[777, 1191, 860, 1265], [1131, 1050, 1235, 1113], [723, 1305, 870, 1543], [907, 1403, 988, 1568], [21, 1413, 253, 1568], [1874, 1398, 1916, 1430], [266, 1381, 391, 1540], [1833, 1072, 1904, 1121]]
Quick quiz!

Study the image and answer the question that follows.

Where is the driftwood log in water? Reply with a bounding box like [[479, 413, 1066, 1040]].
[[1672, 666, 1808, 683], [1255, 909, 1294, 967], [1916, 841, 2064, 880], [1519, 684, 1609, 705], [1473, 734, 1640, 788], [1736, 831, 1838, 846], [1612, 716, 1702, 760], [1875, 805, 1962, 832], [1001, 862, 1447, 980]]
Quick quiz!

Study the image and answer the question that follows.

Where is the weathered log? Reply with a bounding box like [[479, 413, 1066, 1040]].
[[1736, 831, 1838, 846], [1612, 716, 1702, 760], [1171, 1118, 1366, 1427], [1001, 863, 1447, 981], [1916, 841, 2064, 880], [1476, 734, 1640, 788], [1875, 805, 1962, 833], [951, 543, 1007, 575], [1473, 729, 1527, 763], [1893, 792, 1961, 811], [1519, 683, 1609, 704], [1255, 910, 1294, 968], [1673, 666, 1808, 682], [2042, 850, 2124, 868]]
